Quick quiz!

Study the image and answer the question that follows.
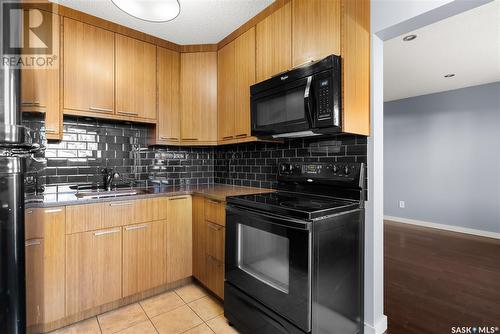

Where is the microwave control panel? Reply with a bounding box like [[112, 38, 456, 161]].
[[318, 78, 332, 119]]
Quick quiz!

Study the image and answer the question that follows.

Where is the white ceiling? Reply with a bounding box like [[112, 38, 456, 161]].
[[383, 0, 500, 102], [51, 0, 274, 45]]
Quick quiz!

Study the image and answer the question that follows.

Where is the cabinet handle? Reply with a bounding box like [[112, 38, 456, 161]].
[[222, 136, 233, 140], [169, 197, 188, 201], [94, 229, 120, 236], [207, 255, 222, 265], [22, 101, 44, 107], [26, 210, 33, 214], [25, 240, 41, 247], [44, 208, 62, 213], [89, 106, 113, 113], [160, 136, 179, 140], [207, 222, 223, 231], [125, 224, 148, 231], [181, 138, 198, 141], [45, 128, 57, 133], [207, 199, 221, 204], [235, 134, 247, 138], [109, 202, 133, 206], [117, 111, 139, 116]]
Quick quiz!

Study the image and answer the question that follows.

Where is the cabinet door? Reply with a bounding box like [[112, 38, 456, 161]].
[[166, 196, 193, 282], [21, 12, 61, 140], [256, 2, 292, 82], [192, 196, 207, 284], [116, 35, 157, 120], [123, 221, 167, 297], [25, 239, 44, 329], [217, 42, 235, 141], [206, 256, 224, 299], [292, 0, 341, 67], [66, 228, 122, 315], [157, 47, 181, 144], [234, 27, 255, 139], [180, 52, 217, 143], [63, 18, 114, 115], [42, 207, 66, 323], [341, 0, 370, 136], [206, 222, 225, 263]]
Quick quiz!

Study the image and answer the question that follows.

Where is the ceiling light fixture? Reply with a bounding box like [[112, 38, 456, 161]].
[[111, 0, 180, 23], [402, 34, 417, 42], [444, 74, 455, 78]]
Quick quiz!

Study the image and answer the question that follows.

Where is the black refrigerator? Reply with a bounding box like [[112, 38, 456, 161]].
[[0, 8, 42, 333]]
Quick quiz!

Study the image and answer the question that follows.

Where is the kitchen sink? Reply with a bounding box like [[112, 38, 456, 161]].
[[75, 188, 149, 199]]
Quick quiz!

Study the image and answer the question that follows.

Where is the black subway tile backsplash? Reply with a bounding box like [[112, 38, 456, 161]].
[[23, 114, 368, 192]]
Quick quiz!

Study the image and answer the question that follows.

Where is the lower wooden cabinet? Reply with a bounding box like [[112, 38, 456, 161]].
[[193, 196, 207, 285], [25, 239, 44, 328], [192, 197, 226, 299], [25, 207, 66, 327], [65, 228, 123, 315], [123, 221, 167, 297], [206, 256, 224, 299], [167, 196, 193, 283]]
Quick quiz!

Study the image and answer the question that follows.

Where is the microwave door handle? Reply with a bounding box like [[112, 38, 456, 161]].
[[304, 76, 314, 126]]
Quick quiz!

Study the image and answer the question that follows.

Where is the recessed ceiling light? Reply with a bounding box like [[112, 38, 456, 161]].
[[111, 0, 181, 23], [444, 74, 455, 78], [402, 34, 417, 42]]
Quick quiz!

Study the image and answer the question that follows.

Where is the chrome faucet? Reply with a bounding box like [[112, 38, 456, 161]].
[[102, 168, 120, 191]]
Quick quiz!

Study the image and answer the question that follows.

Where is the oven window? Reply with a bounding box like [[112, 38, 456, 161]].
[[254, 86, 305, 126], [237, 224, 290, 293]]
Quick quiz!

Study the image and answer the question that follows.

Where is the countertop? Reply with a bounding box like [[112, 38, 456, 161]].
[[25, 183, 276, 208]]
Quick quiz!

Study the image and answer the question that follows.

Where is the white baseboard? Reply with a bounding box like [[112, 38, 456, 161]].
[[384, 215, 500, 240], [364, 315, 388, 334]]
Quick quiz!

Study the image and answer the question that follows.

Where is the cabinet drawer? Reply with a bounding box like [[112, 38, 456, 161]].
[[206, 222, 225, 262], [134, 198, 168, 223], [205, 198, 225, 227], [103, 200, 136, 227], [206, 255, 224, 299], [66, 203, 103, 234], [25, 208, 45, 240]]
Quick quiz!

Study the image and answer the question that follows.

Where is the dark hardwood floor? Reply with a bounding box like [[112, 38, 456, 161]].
[[384, 220, 500, 334]]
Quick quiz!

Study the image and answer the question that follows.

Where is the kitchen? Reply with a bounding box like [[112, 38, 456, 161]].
[[5, 1, 496, 334]]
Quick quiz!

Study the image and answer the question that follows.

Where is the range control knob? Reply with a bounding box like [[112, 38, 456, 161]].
[[332, 165, 339, 173], [344, 166, 351, 175], [280, 163, 293, 174]]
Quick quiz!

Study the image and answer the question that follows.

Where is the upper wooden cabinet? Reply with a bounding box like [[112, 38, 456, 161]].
[[157, 47, 181, 145], [115, 35, 157, 120], [63, 18, 115, 115], [341, 0, 370, 136], [292, 0, 341, 67], [217, 27, 255, 142], [180, 52, 218, 144], [234, 27, 256, 138], [21, 12, 61, 140], [217, 42, 235, 141], [256, 2, 292, 82]]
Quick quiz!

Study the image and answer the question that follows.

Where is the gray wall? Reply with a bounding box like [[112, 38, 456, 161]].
[[384, 82, 500, 233]]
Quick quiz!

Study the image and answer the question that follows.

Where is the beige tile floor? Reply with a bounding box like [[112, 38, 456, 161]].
[[50, 283, 240, 334]]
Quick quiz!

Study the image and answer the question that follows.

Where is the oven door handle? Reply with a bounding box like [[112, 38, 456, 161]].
[[304, 75, 314, 127], [227, 204, 312, 231]]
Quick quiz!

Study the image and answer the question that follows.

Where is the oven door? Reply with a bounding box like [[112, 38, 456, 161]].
[[251, 75, 314, 137], [225, 205, 312, 332]]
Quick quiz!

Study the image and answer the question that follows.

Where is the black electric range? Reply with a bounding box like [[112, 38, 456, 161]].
[[224, 162, 365, 334]]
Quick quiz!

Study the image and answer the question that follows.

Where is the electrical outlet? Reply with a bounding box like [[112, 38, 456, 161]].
[[399, 200, 405, 209]]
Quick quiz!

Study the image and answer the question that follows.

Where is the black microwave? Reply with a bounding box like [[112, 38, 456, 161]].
[[250, 54, 341, 138]]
